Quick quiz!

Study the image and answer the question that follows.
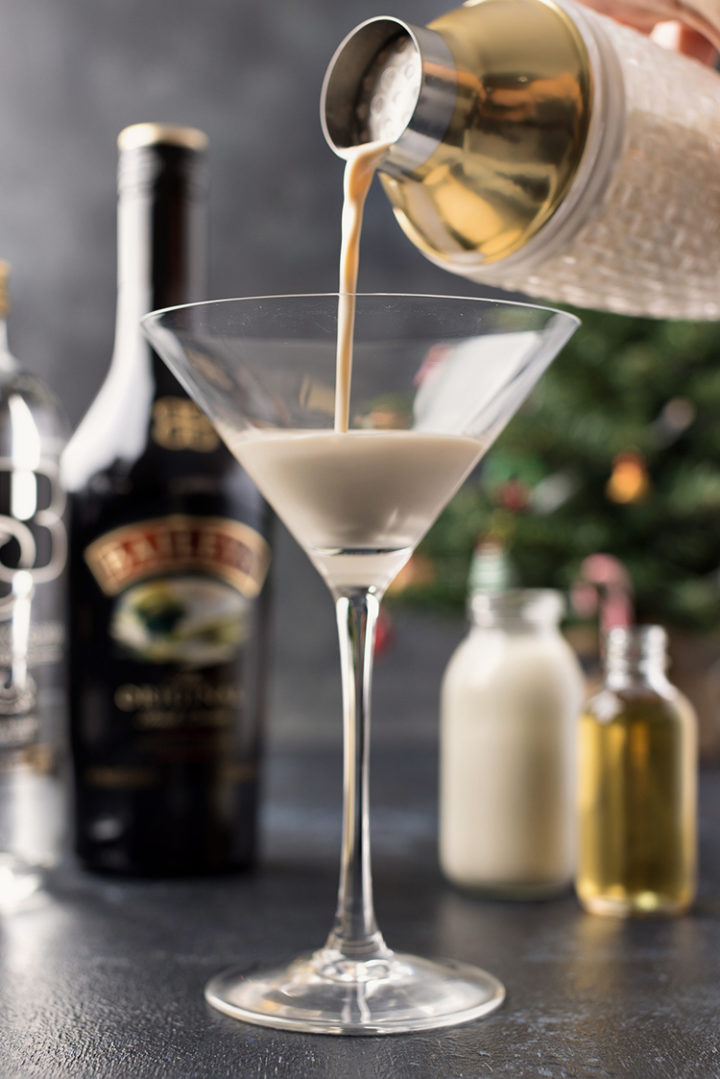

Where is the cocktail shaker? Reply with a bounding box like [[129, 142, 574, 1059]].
[[321, 0, 720, 318]]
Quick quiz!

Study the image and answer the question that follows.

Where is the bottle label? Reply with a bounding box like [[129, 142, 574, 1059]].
[[151, 397, 220, 452], [84, 515, 270, 666], [112, 669, 245, 736], [85, 514, 269, 597]]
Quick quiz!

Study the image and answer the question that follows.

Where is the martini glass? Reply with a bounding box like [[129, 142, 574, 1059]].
[[143, 293, 578, 1035]]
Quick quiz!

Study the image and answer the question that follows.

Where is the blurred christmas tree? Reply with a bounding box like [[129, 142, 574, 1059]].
[[394, 310, 720, 634]]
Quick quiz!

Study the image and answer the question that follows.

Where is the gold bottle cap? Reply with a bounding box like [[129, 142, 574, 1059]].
[[0, 260, 10, 319], [117, 123, 208, 152]]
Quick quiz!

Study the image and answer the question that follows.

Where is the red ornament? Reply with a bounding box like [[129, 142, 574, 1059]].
[[497, 479, 531, 511], [374, 609, 395, 658]]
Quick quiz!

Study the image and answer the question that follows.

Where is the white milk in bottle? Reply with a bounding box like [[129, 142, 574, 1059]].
[[440, 588, 584, 898]]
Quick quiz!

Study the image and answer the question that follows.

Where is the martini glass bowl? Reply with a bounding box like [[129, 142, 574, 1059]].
[[143, 292, 578, 1035]]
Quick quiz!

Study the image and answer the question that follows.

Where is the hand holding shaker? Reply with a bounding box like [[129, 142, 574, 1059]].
[[321, 0, 720, 318]]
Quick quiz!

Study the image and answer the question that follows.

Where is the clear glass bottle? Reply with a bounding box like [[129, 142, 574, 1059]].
[[0, 260, 70, 907], [576, 625, 697, 917], [440, 589, 584, 898]]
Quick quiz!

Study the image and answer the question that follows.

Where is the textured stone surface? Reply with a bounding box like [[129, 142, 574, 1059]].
[[1, 731, 718, 1077]]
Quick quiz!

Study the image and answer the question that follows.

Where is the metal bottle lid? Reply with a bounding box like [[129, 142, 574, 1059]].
[[117, 123, 208, 152], [0, 260, 10, 320], [116, 123, 209, 194]]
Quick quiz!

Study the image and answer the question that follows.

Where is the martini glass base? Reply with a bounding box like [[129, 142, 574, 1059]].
[[205, 947, 505, 1035]]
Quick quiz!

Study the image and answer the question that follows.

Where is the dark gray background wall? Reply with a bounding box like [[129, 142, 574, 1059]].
[[0, 0, 459, 429], [0, 0, 476, 740]]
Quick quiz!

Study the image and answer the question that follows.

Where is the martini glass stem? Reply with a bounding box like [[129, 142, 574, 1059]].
[[325, 587, 390, 961]]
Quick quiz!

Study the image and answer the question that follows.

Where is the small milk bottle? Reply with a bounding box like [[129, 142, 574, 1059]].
[[440, 589, 584, 897]]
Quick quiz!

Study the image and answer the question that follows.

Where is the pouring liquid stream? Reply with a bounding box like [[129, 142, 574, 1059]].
[[225, 139, 485, 592], [335, 141, 391, 433]]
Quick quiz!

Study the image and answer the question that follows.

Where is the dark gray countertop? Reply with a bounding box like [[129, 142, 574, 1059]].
[[2, 536, 720, 1079], [2, 743, 720, 1078]]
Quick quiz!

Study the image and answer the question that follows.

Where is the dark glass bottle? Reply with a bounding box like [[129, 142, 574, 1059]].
[[64, 124, 271, 876]]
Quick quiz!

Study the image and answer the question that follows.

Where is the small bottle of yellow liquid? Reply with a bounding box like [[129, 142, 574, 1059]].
[[576, 625, 697, 917]]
